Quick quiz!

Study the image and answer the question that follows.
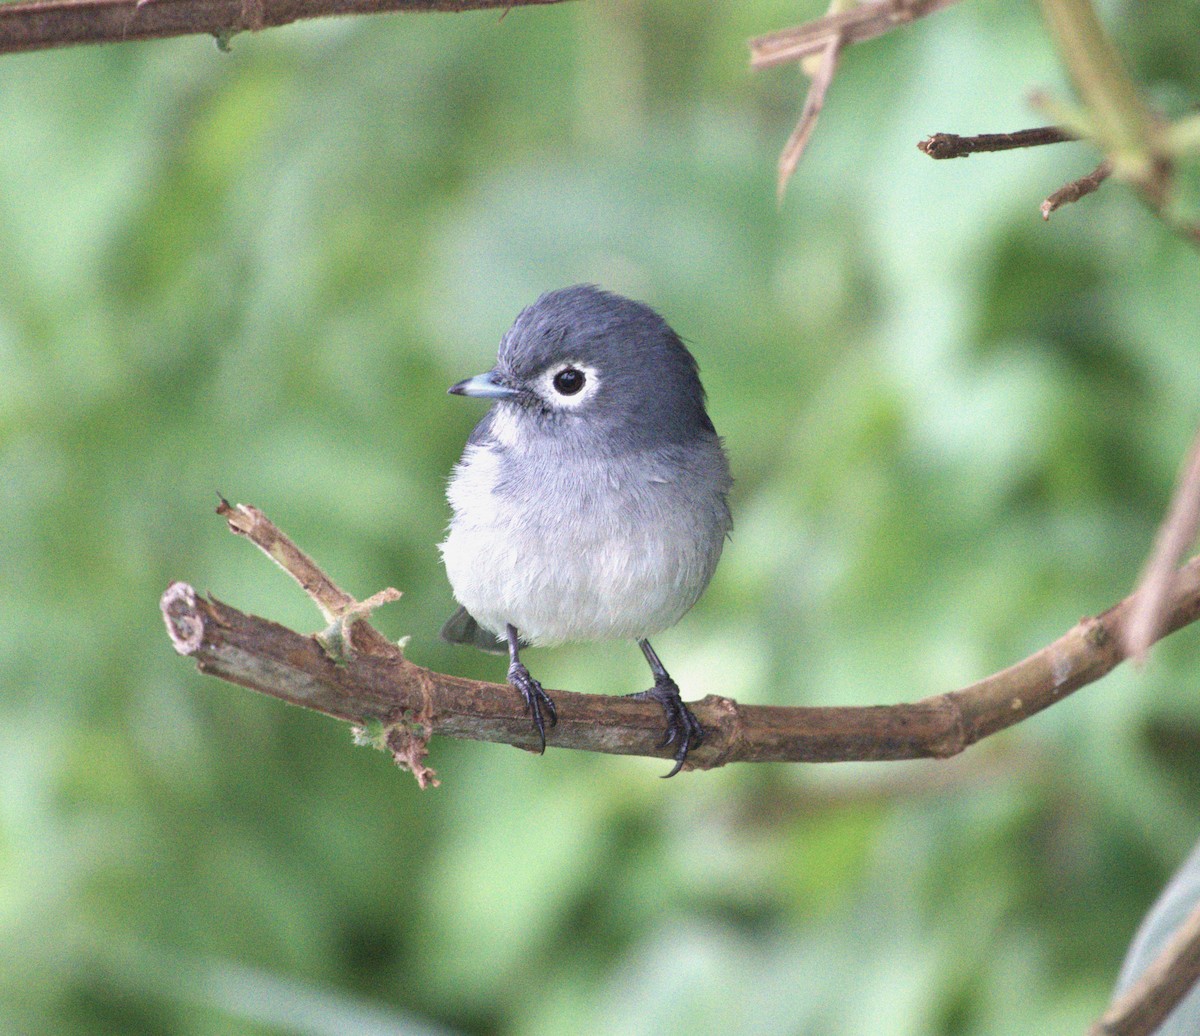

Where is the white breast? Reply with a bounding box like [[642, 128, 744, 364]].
[[439, 440, 729, 647]]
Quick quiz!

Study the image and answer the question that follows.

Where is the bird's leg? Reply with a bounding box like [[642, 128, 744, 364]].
[[506, 623, 557, 753], [628, 639, 704, 778]]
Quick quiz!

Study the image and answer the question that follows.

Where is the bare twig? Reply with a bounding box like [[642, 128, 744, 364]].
[[749, 0, 964, 70], [751, 0, 965, 196], [0, 0, 567, 56], [1089, 899, 1200, 1036], [1123, 425, 1200, 663], [1041, 158, 1113, 218], [218, 497, 401, 655], [219, 498, 358, 624], [916, 124, 1113, 220], [918, 126, 1077, 159], [162, 504, 1200, 784], [777, 31, 842, 200]]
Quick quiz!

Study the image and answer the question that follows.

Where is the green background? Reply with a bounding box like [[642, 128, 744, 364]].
[[3, 1, 1200, 1032]]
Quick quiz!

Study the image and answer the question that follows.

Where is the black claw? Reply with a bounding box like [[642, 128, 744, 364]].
[[507, 661, 556, 753], [628, 677, 704, 778]]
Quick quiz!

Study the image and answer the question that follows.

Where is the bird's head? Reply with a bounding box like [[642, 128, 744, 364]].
[[449, 285, 714, 452]]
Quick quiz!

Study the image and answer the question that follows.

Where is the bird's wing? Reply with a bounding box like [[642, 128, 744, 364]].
[[439, 606, 508, 653]]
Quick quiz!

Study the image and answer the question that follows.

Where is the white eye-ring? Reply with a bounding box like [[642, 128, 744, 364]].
[[538, 362, 600, 409]]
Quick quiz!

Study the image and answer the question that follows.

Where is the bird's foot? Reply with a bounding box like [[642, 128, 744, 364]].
[[507, 661, 557, 753], [627, 678, 704, 778]]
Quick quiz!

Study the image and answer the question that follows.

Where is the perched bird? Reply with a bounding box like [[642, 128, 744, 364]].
[[439, 285, 732, 776]]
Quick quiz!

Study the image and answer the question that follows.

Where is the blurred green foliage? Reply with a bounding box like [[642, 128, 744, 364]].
[[2, 1, 1200, 1033]]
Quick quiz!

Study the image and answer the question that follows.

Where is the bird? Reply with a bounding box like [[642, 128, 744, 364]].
[[438, 285, 732, 776]]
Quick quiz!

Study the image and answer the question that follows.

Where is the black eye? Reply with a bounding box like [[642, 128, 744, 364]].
[[552, 367, 586, 395]]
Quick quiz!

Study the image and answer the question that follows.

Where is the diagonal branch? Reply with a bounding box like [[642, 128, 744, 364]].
[[0, 0, 567, 57], [775, 30, 843, 200], [1041, 157, 1112, 219], [162, 503, 1200, 785], [751, 0, 966, 196], [1089, 898, 1200, 1036], [1123, 423, 1200, 663]]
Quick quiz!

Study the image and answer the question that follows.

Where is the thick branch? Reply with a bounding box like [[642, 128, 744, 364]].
[[162, 519, 1200, 776], [0, 0, 567, 56]]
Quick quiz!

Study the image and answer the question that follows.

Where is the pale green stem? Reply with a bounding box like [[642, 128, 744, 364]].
[[1166, 114, 1200, 159], [1035, 0, 1159, 180]]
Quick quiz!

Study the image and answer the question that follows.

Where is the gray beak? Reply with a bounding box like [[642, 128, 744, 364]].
[[448, 370, 520, 400]]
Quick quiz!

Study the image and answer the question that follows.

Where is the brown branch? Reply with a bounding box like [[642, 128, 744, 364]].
[[1123, 424, 1200, 663], [1041, 158, 1113, 219], [1089, 899, 1200, 1036], [0, 0, 567, 56], [776, 30, 842, 201], [918, 125, 1077, 159], [218, 497, 402, 656], [752, 0, 965, 195], [748, 0, 964, 70], [162, 503, 1200, 784], [219, 498, 358, 624], [916, 123, 1114, 221]]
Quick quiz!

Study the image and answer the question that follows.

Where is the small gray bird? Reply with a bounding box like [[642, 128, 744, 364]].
[[439, 285, 732, 776]]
